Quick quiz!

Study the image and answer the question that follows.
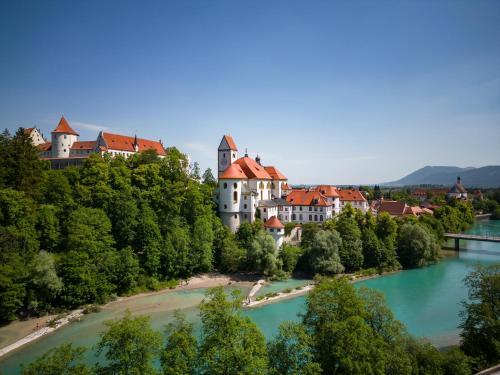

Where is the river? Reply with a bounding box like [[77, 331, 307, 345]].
[[1, 219, 499, 373]]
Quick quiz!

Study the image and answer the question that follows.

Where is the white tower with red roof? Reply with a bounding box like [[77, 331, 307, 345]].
[[51, 116, 79, 158], [218, 135, 238, 178]]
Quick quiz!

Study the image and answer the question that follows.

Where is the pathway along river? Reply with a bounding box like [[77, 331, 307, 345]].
[[1, 220, 499, 373]]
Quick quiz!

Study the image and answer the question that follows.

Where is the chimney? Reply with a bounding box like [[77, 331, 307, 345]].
[[245, 148, 248, 157], [457, 176, 461, 184], [256, 154, 261, 165]]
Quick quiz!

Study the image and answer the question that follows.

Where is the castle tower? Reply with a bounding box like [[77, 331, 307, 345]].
[[51, 116, 79, 158], [218, 135, 238, 178]]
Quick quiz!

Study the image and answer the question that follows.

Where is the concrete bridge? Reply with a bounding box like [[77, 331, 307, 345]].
[[444, 233, 500, 251]]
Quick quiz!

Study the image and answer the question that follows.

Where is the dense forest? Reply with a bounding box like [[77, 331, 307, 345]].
[[20, 264, 500, 375], [0, 128, 476, 322]]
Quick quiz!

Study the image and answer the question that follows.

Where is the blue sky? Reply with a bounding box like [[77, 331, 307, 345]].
[[1, 0, 499, 184]]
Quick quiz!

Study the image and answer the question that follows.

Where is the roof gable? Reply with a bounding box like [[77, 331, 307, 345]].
[[234, 157, 272, 179], [264, 216, 284, 229], [219, 135, 238, 151], [101, 132, 165, 155], [337, 189, 366, 202], [264, 166, 287, 180], [285, 189, 331, 206], [219, 164, 248, 179], [52, 116, 79, 136]]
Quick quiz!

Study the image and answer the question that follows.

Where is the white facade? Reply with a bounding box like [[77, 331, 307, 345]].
[[290, 205, 332, 224], [51, 132, 79, 158], [218, 138, 238, 178], [26, 128, 46, 145], [266, 226, 284, 248], [339, 200, 368, 213]]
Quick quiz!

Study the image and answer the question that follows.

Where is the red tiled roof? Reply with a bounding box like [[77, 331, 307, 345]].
[[285, 189, 331, 207], [264, 166, 287, 180], [24, 127, 34, 135], [337, 189, 366, 202], [101, 132, 166, 156], [315, 185, 339, 198], [233, 157, 272, 180], [264, 216, 284, 229], [219, 164, 248, 180], [378, 200, 407, 216], [221, 135, 238, 151], [281, 182, 292, 191], [52, 116, 79, 136], [70, 141, 96, 150], [37, 142, 51, 151]]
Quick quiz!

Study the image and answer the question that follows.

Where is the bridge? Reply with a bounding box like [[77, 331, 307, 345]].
[[444, 233, 500, 251]]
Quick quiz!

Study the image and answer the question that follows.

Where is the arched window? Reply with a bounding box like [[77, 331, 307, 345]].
[[267, 182, 271, 189], [292, 214, 296, 220], [309, 215, 312, 221], [233, 191, 238, 202], [259, 182, 264, 189], [233, 182, 237, 189], [223, 183, 227, 189]]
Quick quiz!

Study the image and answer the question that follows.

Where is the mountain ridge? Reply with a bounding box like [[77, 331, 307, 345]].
[[382, 165, 500, 187]]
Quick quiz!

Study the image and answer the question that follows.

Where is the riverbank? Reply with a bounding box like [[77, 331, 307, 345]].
[[0, 310, 83, 358], [245, 270, 401, 308], [0, 273, 258, 357]]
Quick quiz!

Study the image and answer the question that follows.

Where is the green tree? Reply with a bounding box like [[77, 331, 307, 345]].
[[202, 168, 217, 186], [27, 250, 63, 312], [304, 230, 344, 275], [114, 246, 140, 294], [247, 231, 281, 276], [20, 344, 91, 375], [280, 244, 303, 273], [198, 287, 269, 374], [95, 311, 162, 375], [134, 203, 162, 277], [267, 321, 321, 375], [161, 311, 197, 375], [36, 205, 61, 252], [214, 224, 245, 273], [397, 223, 440, 268], [459, 264, 500, 369], [336, 214, 363, 271]]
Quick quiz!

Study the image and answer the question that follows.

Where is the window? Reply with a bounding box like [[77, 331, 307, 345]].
[[233, 191, 238, 202], [314, 215, 318, 221], [244, 214, 247, 219], [233, 183, 237, 189], [292, 214, 296, 220], [244, 196, 247, 200], [223, 153, 226, 159], [64, 135, 67, 139], [270, 228, 274, 232], [309, 215, 312, 221], [234, 214, 237, 218], [263, 208, 267, 212], [267, 182, 271, 189], [264, 218, 267, 222], [224, 204, 227, 209], [232, 153, 235, 158], [300, 207, 303, 211], [320, 215, 323, 221], [309, 207, 312, 211], [299, 214, 303, 220], [223, 183, 227, 189], [320, 207, 323, 212], [244, 204, 247, 209], [63, 149, 66, 152], [314, 207, 318, 212]]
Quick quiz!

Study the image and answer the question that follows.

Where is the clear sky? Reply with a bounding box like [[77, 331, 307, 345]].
[[1, 0, 499, 184]]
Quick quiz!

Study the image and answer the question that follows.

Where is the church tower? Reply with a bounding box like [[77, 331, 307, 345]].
[[218, 135, 238, 178], [51, 116, 79, 158]]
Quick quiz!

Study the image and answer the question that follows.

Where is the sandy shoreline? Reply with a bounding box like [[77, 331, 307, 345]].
[[0, 273, 259, 357]]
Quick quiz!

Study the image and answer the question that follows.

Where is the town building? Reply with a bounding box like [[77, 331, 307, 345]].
[[35, 116, 166, 169], [314, 185, 341, 215], [285, 189, 333, 224], [370, 199, 432, 217], [217, 135, 289, 232], [24, 127, 46, 146], [264, 216, 285, 248], [447, 177, 468, 199], [411, 187, 449, 201], [337, 188, 369, 212]]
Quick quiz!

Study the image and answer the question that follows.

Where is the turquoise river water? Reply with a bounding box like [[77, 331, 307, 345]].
[[1, 219, 499, 373]]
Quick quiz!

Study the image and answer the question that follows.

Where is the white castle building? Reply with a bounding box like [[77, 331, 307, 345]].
[[217, 135, 368, 238], [33, 116, 166, 169]]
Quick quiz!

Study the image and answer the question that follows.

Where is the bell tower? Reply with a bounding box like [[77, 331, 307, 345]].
[[218, 135, 238, 178]]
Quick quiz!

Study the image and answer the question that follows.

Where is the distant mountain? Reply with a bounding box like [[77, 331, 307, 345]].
[[383, 165, 500, 187]]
